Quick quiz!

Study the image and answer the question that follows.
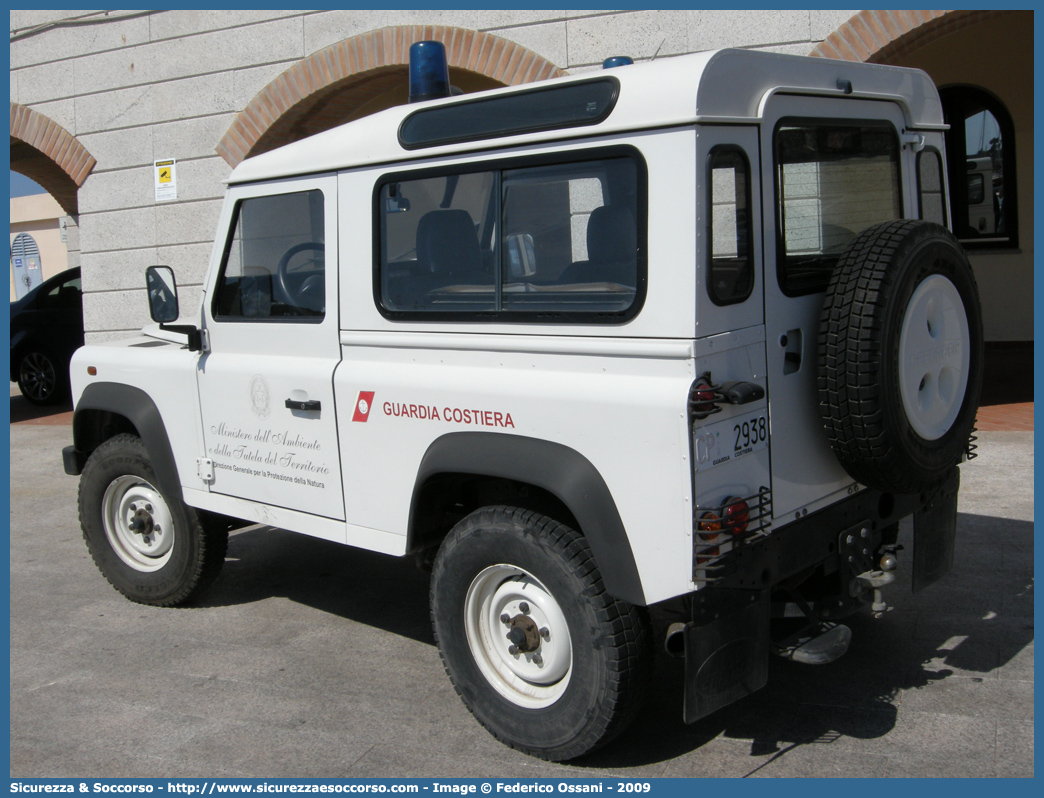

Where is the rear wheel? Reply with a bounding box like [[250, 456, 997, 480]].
[[430, 506, 651, 761], [818, 221, 983, 493], [79, 434, 227, 606]]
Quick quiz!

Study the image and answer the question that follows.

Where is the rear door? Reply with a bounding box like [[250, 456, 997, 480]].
[[196, 175, 345, 522], [760, 96, 910, 518]]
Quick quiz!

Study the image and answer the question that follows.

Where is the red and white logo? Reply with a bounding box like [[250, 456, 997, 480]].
[[352, 391, 375, 422]]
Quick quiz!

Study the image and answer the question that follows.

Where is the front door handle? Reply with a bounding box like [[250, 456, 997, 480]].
[[285, 398, 321, 412]]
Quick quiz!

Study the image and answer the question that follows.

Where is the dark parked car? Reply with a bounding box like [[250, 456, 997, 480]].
[[10, 267, 83, 405]]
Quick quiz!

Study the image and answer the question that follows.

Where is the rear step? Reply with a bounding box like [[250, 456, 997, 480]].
[[773, 622, 851, 665]]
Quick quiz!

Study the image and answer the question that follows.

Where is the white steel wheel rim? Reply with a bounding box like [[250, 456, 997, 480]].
[[898, 274, 971, 440], [101, 475, 175, 572], [464, 564, 572, 709]]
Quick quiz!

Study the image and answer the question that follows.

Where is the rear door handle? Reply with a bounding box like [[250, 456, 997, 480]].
[[285, 398, 321, 412]]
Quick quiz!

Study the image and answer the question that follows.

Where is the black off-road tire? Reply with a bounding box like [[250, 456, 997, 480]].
[[818, 220, 983, 494], [430, 506, 652, 761], [78, 434, 228, 606]]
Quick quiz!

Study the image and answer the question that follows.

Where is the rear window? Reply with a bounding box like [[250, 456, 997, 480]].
[[375, 147, 646, 323], [775, 120, 900, 296]]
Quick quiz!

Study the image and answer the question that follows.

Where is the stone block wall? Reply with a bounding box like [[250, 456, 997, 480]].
[[10, 9, 856, 342]]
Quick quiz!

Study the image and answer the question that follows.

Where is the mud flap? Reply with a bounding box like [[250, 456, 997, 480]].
[[912, 466, 960, 593], [682, 589, 769, 723]]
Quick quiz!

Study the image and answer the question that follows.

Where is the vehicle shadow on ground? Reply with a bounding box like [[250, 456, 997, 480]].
[[9, 394, 73, 424], [9, 390, 74, 423], [197, 512, 1033, 770], [200, 525, 436, 644]]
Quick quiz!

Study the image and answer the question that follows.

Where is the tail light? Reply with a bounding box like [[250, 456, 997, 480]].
[[696, 499, 749, 564], [689, 376, 720, 420], [723, 497, 750, 535], [693, 488, 772, 580], [696, 511, 721, 564]]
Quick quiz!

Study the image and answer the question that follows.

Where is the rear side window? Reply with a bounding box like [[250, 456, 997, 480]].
[[213, 190, 326, 321], [376, 148, 646, 322], [707, 146, 754, 305], [775, 120, 900, 295]]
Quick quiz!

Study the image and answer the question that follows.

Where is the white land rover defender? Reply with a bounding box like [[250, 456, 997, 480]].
[[63, 46, 982, 761]]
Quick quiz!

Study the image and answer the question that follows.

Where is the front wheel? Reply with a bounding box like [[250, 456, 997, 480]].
[[78, 434, 227, 606], [17, 350, 66, 405], [430, 506, 651, 761]]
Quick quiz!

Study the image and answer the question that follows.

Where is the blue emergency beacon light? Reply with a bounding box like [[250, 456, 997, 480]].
[[408, 40, 452, 103], [602, 56, 633, 69]]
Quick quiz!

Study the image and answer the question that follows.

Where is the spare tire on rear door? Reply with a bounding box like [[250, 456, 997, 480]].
[[817, 220, 983, 494]]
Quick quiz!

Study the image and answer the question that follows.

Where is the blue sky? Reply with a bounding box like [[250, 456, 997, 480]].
[[10, 171, 46, 198]]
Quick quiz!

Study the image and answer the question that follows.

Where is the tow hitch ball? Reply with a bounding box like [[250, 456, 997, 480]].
[[852, 544, 902, 614]]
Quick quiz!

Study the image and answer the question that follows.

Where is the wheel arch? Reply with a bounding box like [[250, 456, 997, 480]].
[[409, 432, 646, 606], [70, 382, 184, 503]]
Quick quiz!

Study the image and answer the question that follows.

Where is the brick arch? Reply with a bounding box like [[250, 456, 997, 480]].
[[10, 103, 96, 215], [811, 9, 1019, 64], [217, 25, 567, 168]]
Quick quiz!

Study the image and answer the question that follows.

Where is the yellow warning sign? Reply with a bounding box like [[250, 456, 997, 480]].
[[154, 159, 177, 202]]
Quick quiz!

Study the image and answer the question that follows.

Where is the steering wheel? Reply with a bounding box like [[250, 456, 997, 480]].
[[276, 242, 325, 314]]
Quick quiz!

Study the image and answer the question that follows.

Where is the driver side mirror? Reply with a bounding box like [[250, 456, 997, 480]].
[[146, 265, 180, 323], [144, 266, 205, 352]]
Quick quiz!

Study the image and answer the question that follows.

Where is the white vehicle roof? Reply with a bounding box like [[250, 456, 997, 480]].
[[229, 47, 944, 185]]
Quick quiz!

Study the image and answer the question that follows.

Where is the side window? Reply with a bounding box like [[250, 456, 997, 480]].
[[213, 189, 325, 321], [377, 149, 645, 321], [775, 121, 900, 296], [940, 86, 1016, 248], [707, 146, 753, 305], [380, 171, 497, 313], [501, 158, 638, 314], [917, 148, 947, 226]]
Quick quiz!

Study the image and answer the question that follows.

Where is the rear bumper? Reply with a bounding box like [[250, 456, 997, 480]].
[[681, 469, 960, 723], [713, 483, 927, 594]]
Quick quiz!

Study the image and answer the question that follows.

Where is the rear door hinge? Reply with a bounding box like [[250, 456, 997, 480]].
[[901, 131, 925, 152], [197, 457, 214, 484]]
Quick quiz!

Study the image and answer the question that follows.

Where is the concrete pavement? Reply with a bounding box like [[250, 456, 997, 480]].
[[8, 393, 1034, 778]]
